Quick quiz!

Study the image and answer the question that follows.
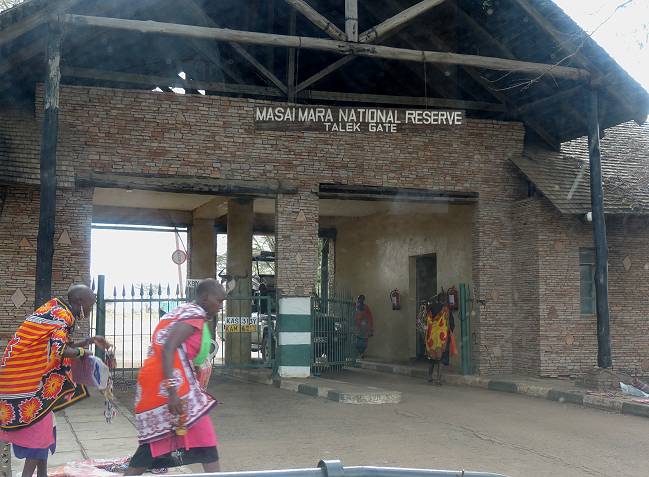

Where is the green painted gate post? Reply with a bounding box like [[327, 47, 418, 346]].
[[277, 295, 312, 378], [459, 284, 471, 375], [96, 275, 106, 360]]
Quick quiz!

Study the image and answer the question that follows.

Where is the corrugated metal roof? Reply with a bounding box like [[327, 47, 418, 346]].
[[514, 121, 649, 215]]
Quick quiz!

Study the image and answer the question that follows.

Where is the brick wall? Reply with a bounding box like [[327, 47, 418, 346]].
[[510, 198, 649, 378], [0, 185, 93, 340], [605, 215, 649, 377], [275, 191, 319, 297], [3, 85, 527, 374], [512, 199, 541, 375]]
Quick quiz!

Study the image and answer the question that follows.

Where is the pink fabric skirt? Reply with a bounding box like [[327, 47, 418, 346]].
[[149, 414, 217, 458], [0, 412, 55, 449]]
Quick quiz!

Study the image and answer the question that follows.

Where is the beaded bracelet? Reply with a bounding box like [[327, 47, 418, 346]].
[[162, 377, 180, 390]]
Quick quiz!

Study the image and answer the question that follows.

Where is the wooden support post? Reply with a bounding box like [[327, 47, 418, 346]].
[[345, 0, 358, 42], [35, 21, 63, 307], [587, 87, 612, 369], [287, 10, 297, 102]]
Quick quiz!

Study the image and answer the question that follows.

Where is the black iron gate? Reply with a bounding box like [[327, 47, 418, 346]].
[[311, 294, 356, 374], [90, 275, 275, 381]]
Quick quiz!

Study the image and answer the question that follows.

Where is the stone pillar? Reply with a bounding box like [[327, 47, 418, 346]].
[[276, 191, 318, 378], [189, 218, 216, 279], [226, 198, 253, 364]]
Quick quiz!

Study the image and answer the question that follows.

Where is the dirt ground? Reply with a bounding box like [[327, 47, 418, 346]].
[[115, 368, 649, 477]]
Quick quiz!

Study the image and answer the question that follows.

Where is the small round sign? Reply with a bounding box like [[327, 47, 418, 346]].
[[171, 249, 187, 265]]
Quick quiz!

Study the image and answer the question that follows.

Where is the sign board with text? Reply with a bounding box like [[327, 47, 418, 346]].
[[224, 316, 259, 333], [254, 106, 464, 133]]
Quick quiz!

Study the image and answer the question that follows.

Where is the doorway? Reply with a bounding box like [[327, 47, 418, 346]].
[[415, 254, 437, 359]]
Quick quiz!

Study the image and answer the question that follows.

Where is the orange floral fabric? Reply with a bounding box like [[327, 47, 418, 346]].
[[424, 304, 457, 361], [0, 298, 88, 429]]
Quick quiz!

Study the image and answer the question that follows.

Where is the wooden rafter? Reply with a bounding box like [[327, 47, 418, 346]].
[[296, 0, 447, 93], [183, 0, 286, 92], [283, 0, 346, 41], [61, 67, 283, 97], [0, 0, 82, 48], [64, 14, 590, 81], [511, 0, 643, 124], [345, 0, 358, 42], [301, 89, 505, 111], [425, 29, 560, 149], [229, 42, 287, 93], [0, 39, 44, 77], [296, 56, 354, 93], [518, 85, 583, 114], [61, 66, 506, 112], [447, 2, 584, 146], [359, 0, 446, 43]]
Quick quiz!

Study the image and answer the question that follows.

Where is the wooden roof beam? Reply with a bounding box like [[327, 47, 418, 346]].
[[426, 31, 560, 149], [61, 66, 506, 112], [61, 67, 283, 97], [345, 0, 358, 42], [297, 0, 450, 96], [511, 0, 644, 125], [283, 0, 346, 41], [300, 89, 505, 111], [518, 85, 583, 115], [359, 0, 446, 43], [0, 39, 44, 77], [295, 55, 353, 93], [183, 0, 286, 92], [0, 0, 82, 48], [64, 14, 590, 81]]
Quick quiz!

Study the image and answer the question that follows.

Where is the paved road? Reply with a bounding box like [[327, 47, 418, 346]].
[[116, 369, 648, 477]]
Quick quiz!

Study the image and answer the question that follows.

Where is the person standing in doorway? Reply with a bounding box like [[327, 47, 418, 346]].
[[125, 279, 225, 475], [0, 284, 112, 477], [354, 295, 374, 359]]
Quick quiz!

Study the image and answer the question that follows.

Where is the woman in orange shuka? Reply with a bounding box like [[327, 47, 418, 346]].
[[125, 279, 225, 475]]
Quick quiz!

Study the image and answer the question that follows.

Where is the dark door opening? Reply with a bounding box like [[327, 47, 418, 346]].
[[415, 254, 437, 359]]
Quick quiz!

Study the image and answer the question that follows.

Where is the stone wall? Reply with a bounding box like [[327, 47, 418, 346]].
[[0, 185, 93, 338], [511, 199, 541, 376], [3, 85, 527, 374]]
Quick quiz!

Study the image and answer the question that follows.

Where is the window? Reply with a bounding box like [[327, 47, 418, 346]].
[[579, 248, 596, 314]]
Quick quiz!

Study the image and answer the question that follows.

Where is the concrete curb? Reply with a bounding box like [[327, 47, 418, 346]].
[[219, 369, 401, 404], [357, 361, 649, 418]]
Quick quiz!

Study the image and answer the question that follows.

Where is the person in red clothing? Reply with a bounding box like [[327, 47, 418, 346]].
[[354, 295, 374, 358]]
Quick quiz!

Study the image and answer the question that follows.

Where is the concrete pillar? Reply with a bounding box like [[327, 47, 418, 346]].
[[226, 198, 253, 364], [276, 191, 319, 378], [189, 218, 216, 279]]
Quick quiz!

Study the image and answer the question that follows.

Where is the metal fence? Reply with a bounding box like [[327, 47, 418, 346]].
[[90, 275, 275, 382], [311, 294, 356, 374], [165, 460, 509, 477]]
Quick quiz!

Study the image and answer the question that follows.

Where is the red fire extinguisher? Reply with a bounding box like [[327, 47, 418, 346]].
[[447, 286, 459, 310], [390, 289, 401, 310]]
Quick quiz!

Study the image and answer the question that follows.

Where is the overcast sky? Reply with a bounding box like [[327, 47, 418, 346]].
[[554, 0, 649, 91]]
